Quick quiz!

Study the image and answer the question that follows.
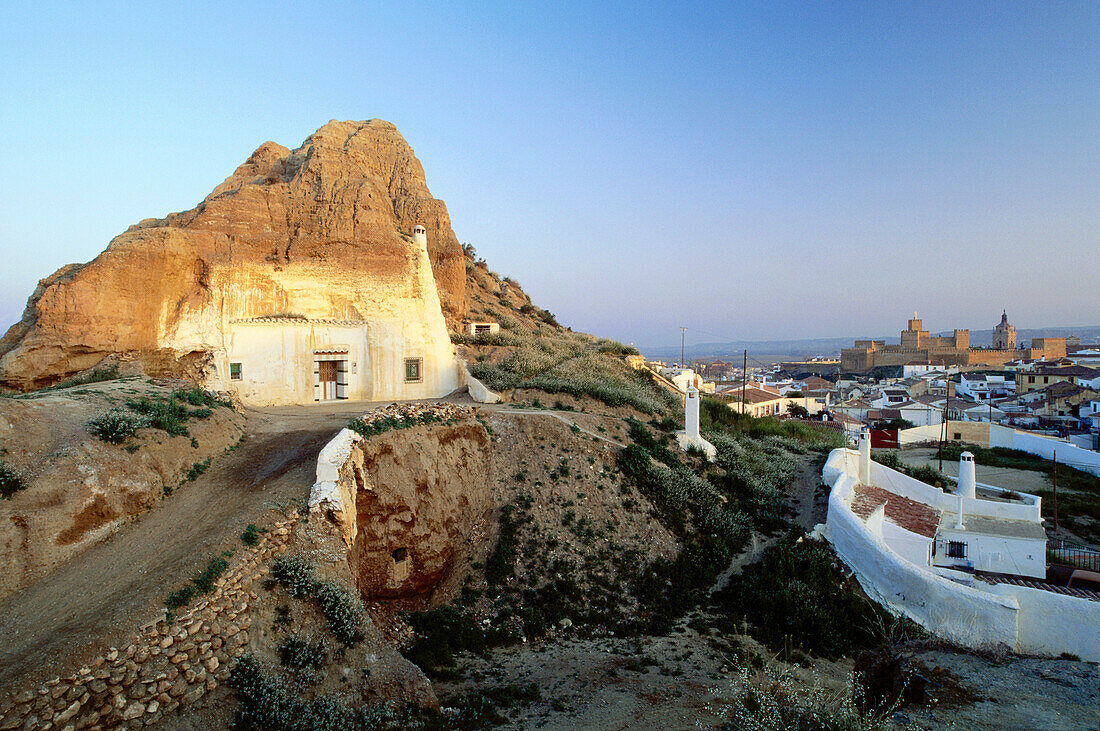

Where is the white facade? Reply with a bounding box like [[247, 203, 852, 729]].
[[660, 367, 702, 393], [206, 224, 463, 406], [957, 373, 1014, 402]]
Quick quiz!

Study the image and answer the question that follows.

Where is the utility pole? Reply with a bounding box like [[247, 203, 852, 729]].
[[680, 327, 687, 368], [741, 349, 748, 415], [1052, 449, 1059, 532]]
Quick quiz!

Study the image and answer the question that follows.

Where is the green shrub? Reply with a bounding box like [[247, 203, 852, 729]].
[[165, 554, 230, 610], [596, 338, 641, 355], [403, 605, 494, 676], [714, 532, 911, 659], [240, 523, 263, 546], [271, 555, 316, 598], [229, 655, 372, 729], [276, 635, 327, 671], [172, 387, 231, 409], [486, 504, 521, 586], [88, 410, 144, 444], [270, 555, 364, 646], [347, 410, 448, 439], [724, 664, 893, 731], [126, 395, 192, 436], [185, 458, 211, 482], [451, 331, 520, 347], [0, 461, 26, 500]]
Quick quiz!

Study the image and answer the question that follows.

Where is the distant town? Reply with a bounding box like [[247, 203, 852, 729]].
[[637, 311, 1100, 447]]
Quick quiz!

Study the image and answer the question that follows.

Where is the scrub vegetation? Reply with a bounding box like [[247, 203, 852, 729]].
[[87, 387, 232, 443], [0, 461, 25, 500]]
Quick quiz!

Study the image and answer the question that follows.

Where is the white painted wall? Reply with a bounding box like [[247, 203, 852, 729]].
[[213, 318, 462, 406], [823, 450, 1020, 650], [932, 529, 1046, 578], [823, 448, 1100, 661], [989, 423, 1100, 478]]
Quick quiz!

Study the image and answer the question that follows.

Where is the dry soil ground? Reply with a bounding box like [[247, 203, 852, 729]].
[[0, 401, 368, 694], [4, 402, 1099, 731]]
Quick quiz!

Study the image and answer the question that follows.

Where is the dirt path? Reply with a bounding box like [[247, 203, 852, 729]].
[[493, 406, 628, 447], [788, 454, 829, 532], [0, 402, 370, 693]]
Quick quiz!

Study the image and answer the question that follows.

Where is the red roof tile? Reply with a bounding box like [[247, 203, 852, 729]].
[[850, 484, 940, 538]]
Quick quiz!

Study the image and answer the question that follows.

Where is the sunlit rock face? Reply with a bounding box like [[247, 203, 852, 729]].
[[0, 120, 468, 403]]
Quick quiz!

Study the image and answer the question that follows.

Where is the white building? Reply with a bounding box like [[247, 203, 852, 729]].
[[821, 436, 1100, 661], [957, 373, 1014, 402], [210, 225, 464, 405], [659, 367, 703, 393]]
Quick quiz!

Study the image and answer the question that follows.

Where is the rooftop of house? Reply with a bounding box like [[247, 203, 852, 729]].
[[1042, 381, 1089, 399], [720, 386, 785, 404], [1035, 365, 1100, 378], [800, 376, 833, 389], [937, 513, 1047, 541], [850, 483, 940, 538]]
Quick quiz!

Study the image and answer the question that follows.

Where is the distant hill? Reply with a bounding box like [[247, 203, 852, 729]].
[[642, 326, 1100, 363]]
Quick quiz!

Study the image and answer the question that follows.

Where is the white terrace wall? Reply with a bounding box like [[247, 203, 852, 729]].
[[997, 583, 1100, 661], [989, 424, 1100, 478], [823, 448, 1100, 661], [823, 450, 1018, 649], [866, 456, 1041, 523], [897, 421, 1100, 479]]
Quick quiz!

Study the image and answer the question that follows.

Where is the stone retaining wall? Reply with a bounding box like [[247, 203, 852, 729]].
[[0, 514, 300, 730]]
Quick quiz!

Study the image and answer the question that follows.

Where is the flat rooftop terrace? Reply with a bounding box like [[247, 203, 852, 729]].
[[937, 513, 1047, 541]]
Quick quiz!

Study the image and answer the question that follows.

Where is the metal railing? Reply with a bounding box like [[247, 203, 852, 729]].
[[1048, 538, 1100, 572]]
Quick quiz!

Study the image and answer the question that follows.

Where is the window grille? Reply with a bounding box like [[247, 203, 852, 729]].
[[405, 358, 423, 384]]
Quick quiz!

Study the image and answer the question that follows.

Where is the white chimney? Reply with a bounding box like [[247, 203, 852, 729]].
[[858, 429, 871, 485], [958, 451, 976, 499], [954, 493, 966, 530], [685, 384, 700, 440]]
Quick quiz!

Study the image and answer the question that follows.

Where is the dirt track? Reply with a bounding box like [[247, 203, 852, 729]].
[[0, 403, 369, 693]]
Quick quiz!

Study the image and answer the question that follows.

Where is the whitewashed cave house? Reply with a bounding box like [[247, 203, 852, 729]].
[[206, 225, 464, 406]]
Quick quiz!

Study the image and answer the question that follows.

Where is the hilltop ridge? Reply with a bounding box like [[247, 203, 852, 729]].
[[0, 120, 468, 390]]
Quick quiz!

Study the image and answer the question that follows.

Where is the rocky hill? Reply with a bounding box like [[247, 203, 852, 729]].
[[0, 120, 468, 390]]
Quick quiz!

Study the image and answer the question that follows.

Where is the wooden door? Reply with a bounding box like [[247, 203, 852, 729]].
[[319, 360, 337, 400]]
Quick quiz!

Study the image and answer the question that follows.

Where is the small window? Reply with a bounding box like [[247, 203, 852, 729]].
[[392, 548, 408, 563], [404, 358, 423, 384], [953, 432, 962, 440], [230, 362, 242, 380], [475, 324, 491, 334], [947, 540, 967, 559]]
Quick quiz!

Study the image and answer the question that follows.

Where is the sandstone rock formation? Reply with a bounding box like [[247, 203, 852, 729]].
[[0, 120, 467, 390]]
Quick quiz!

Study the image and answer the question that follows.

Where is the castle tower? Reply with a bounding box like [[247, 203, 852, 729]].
[[412, 224, 427, 249], [991, 310, 1016, 350]]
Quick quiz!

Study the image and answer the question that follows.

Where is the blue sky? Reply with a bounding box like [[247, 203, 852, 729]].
[[1, 1, 1097, 348]]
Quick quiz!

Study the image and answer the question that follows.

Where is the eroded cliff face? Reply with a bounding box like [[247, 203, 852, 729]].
[[0, 120, 467, 390], [306, 406, 492, 603]]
